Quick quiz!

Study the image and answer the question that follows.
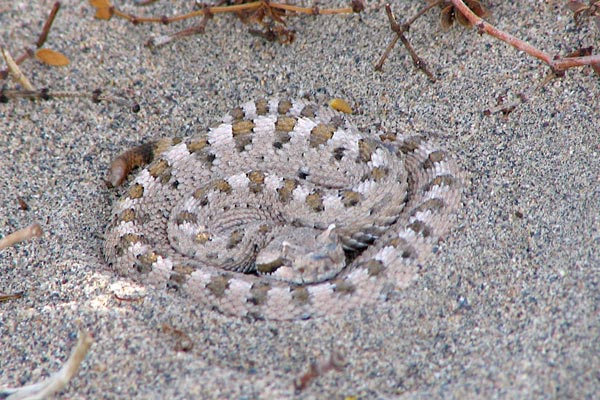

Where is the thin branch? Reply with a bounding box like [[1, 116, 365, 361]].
[[0, 292, 24, 302], [0, 223, 43, 251], [484, 72, 556, 116], [1, 47, 35, 90], [450, 0, 600, 73], [0, 87, 140, 112], [37, 2, 61, 48], [375, 1, 441, 78], [146, 16, 211, 49], [91, 0, 364, 44], [0, 2, 63, 79], [101, 1, 360, 24], [1, 331, 94, 400]]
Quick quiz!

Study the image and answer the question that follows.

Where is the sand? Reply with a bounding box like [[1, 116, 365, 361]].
[[1, 1, 598, 398]]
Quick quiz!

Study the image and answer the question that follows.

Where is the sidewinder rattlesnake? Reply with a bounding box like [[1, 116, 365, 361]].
[[104, 98, 462, 320]]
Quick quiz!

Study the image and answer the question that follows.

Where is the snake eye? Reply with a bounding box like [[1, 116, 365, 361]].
[[256, 258, 285, 274]]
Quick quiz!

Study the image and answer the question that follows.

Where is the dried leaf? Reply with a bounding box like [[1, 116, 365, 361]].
[[565, 46, 592, 58], [440, 5, 454, 30], [456, 6, 472, 28], [35, 48, 70, 66], [90, 0, 111, 7], [466, 0, 487, 18], [351, 0, 365, 13], [439, 0, 487, 30], [90, 0, 113, 20], [17, 196, 29, 210], [567, 1, 592, 24], [94, 7, 113, 20], [565, 1, 588, 13]]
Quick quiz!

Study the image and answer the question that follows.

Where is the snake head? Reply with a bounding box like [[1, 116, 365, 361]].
[[255, 224, 345, 284]]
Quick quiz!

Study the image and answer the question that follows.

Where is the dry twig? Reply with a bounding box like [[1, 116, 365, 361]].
[[1, 2, 138, 110], [0, 87, 141, 112], [567, 0, 600, 29], [375, 2, 441, 79], [0, 331, 94, 400], [0, 1, 67, 80], [90, 0, 365, 44], [1, 48, 35, 90], [0, 292, 24, 302], [0, 223, 43, 251], [450, 0, 600, 73], [377, 1, 599, 114]]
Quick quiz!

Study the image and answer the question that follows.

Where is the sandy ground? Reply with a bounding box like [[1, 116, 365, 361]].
[[1, 1, 598, 398]]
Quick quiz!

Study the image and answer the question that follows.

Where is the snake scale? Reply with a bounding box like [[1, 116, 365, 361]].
[[104, 98, 462, 320]]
